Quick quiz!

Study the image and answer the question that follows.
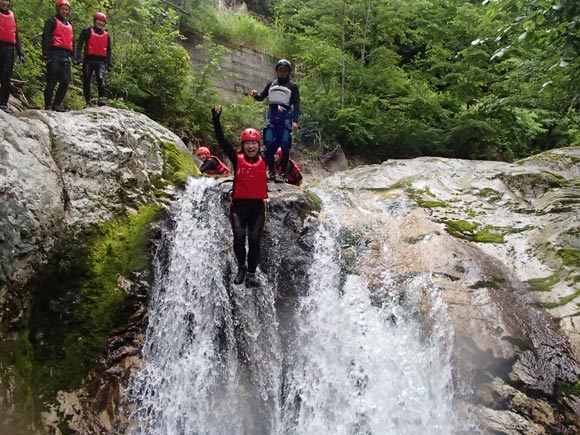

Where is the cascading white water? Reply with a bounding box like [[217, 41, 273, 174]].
[[130, 178, 282, 435], [281, 220, 460, 435], [130, 179, 468, 434]]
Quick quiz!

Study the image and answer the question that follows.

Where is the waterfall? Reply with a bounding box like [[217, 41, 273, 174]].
[[130, 178, 468, 434]]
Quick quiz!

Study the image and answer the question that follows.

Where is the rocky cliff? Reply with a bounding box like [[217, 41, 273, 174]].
[[1, 105, 579, 434], [315, 148, 580, 434], [0, 108, 198, 433]]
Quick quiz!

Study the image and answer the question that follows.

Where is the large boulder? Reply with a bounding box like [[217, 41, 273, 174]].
[[318, 147, 580, 434], [0, 108, 190, 333]]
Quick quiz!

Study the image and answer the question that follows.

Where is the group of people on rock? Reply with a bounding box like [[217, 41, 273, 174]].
[[204, 58, 304, 287], [2, 0, 303, 288], [0, 0, 111, 113]]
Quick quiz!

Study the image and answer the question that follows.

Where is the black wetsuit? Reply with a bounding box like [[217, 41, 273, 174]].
[[0, 9, 23, 107], [42, 15, 76, 109], [212, 109, 265, 274], [76, 26, 112, 104], [199, 157, 221, 174]]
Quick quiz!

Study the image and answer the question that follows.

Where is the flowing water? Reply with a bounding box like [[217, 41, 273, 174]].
[[130, 178, 468, 435]]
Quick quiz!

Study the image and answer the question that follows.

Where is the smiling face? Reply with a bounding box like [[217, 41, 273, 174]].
[[0, 0, 10, 11], [95, 19, 106, 29], [57, 5, 71, 18], [242, 140, 260, 159], [276, 66, 290, 81], [198, 154, 208, 162]]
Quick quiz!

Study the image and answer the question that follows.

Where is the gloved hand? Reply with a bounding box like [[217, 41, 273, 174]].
[[212, 105, 222, 118], [18, 54, 25, 64]]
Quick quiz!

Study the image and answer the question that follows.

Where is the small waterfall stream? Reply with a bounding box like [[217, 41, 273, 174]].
[[130, 178, 468, 434]]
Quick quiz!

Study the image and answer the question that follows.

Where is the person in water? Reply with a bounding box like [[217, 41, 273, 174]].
[[274, 147, 303, 186], [212, 105, 267, 287], [251, 58, 300, 183], [196, 146, 230, 175]]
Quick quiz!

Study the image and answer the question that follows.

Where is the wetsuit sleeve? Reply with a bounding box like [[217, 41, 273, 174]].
[[199, 158, 218, 174], [41, 17, 56, 58], [253, 81, 272, 102], [76, 28, 89, 61], [212, 109, 238, 168], [14, 19, 23, 57], [107, 33, 112, 67], [290, 82, 300, 122]]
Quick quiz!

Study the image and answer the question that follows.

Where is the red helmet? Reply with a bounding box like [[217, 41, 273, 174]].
[[275, 148, 283, 157], [239, 128, 261, 145], [94, 12, 107, 23], [55, 0, 71, 8], [196, 146, 211, 156]]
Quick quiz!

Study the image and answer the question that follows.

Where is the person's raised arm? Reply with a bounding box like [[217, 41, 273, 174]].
[[250, 82, 271, 102], [212, 106, 238, 166]]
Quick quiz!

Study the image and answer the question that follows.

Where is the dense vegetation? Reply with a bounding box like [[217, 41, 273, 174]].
[[9, 0, 580, 161]]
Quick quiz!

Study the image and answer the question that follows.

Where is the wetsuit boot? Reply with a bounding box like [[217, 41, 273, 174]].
[[246, 272, 259, 287], [234, 266, 247, 285]]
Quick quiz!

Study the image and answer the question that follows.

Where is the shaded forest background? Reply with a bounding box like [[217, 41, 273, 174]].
[[10, 0, 580, 161]]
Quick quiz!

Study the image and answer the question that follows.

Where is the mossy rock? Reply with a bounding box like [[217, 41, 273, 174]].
[[1, 203, 163, 424], [158, 141, 201, 186], [498, 171, 569, 198], [305, 190, 322, 212], [407, 187, 447, 209], [443, 220, 508, 244], [527, 274, 561, 292], [557, 249, 580, 267], [477, 188, 503, 203]]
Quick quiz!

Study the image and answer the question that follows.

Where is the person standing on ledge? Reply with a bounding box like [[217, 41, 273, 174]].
[[42, 0, 77, 112], [0, 0, 25, 113], [76, 11, 112, 108], [212, 105, 267, 287], [250, 58, 300, 183]]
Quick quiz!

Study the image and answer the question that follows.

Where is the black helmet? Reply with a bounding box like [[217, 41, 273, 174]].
[[276, 59, 292, 73]]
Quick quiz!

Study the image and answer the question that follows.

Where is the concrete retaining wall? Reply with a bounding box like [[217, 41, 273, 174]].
[[183, 37, 277, 102]]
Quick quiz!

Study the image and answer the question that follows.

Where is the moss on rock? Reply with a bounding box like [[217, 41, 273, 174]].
[[557, 249, 580, 267], [527, 274, 561, 292], [159, 141, 201, 186], [2, 203, 163, 422]]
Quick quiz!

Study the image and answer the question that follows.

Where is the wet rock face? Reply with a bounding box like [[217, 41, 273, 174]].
[[0, 108, 188, 333], [316, 147, 580, 434], [40, 181, 321, 434]]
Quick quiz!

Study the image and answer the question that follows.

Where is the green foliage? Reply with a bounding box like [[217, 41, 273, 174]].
[[8, 0, 580, 161], [272, 0, 580, 160]]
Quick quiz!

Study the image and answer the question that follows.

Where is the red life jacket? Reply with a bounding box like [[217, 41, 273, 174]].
[[87, 28, 108, 57], [233, 154, 268, 199], [0, 11, 17, 45], [205, 156, 230, 175], [51, 17, 73, 51], [275, 160, 302, 185]]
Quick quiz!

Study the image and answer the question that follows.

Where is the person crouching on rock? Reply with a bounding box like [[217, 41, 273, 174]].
[[196, 146, 230, 176], [76, 12, 112, 108], [274, 147, 303, 186], [0, 0, 25, 113], [212, 105, 267, 287], [42, 0, 78, 112]]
